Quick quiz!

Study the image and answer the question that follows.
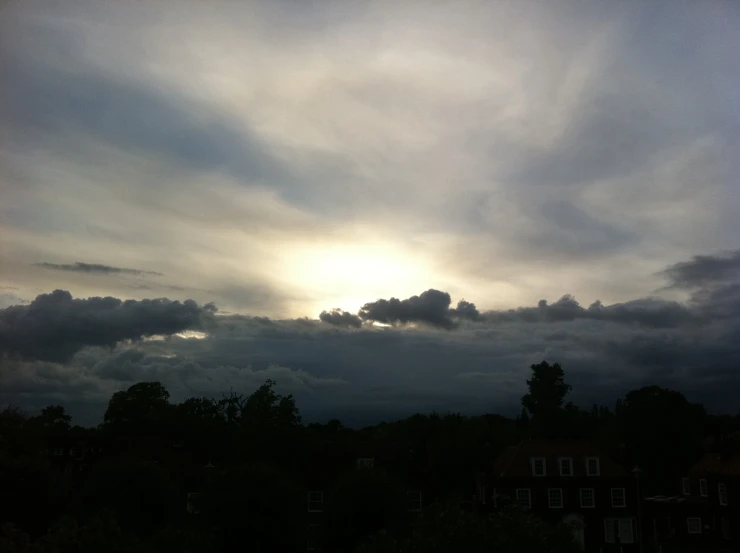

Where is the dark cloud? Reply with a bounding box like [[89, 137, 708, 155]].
[[36, 261, 163, 277], [659, 250, 740, 289], [449, 300, 482, 321], [319, 308, 362, 328], [484, 295, 696, 328], [0, 290, 211, 363], [359, 289, 456, 329]]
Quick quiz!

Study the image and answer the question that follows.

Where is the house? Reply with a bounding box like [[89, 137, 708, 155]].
[[642, 451, 740, 552], [477, 440, 640, 552]]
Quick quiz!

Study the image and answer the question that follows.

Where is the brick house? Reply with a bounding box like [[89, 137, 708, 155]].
[[641, 452, 740, 552], [477, 440, 641, 552]]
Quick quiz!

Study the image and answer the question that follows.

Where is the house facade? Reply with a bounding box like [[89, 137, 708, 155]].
[[477, 440, 641, 553], [641, 452, 740, 552]]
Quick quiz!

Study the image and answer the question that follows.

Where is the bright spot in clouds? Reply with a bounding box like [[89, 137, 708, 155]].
[[282, 241, 436, 314]]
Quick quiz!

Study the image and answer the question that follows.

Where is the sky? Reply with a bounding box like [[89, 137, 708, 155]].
[[1, 0, 739, 426]]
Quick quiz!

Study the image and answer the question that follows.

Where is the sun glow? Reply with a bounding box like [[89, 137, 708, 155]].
[[281, 241, 433, 315]]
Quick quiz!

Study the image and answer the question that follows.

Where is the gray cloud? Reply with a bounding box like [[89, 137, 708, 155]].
[[319, 308, 362, 328], [0, 289, 213, 363], [485, 295, 696, 328], [660, 250, 740, 290], [359, 289, 456, 329], [36, 261, 163, 277]]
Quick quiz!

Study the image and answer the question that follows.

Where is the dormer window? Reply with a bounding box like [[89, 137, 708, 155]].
[[531, 457, 546, 477], [682, 478, 691, 495], [357, 458, 374, 470], [585, 457, 600, 476], [559, 457, 573, 476]]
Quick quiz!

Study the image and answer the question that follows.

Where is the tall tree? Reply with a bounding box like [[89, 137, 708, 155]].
[[103, 382, 172, 434], [521, 361, 571, 438]]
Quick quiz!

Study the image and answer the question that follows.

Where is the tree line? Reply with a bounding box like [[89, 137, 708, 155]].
[[1, 362, 739, 552]]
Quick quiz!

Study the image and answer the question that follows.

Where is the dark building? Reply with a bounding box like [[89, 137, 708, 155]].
[[477, 440, 641, 552], [641, 451, 740, 552]]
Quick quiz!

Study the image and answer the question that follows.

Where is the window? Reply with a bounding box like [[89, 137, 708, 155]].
[[186, 492, 200, 514], [492, 487, 497, 508], [618, 519, 634, 543], [531, 457, 546, 476], [516, 488, 531, 508], [682, 477, 691, 495], [580, 488, 595, 508], [719, 482, 728, 505], [308, 491, 324, 512], [70, 447, 80, 457], [722, 516, 731, 539], [559, 457, 573, 476], [605, 519, 616, 543], [357, 458, 374, 470], [605, 519, 634, 543], [548, 488, 563, 509], [586, 457, 600, 476], [53, 447, 64, 456], [611, 488, 626, 508], [687, 517, 702, 534], [407, 491, 422, 512], [173, 437, 184, 448], [700, 478, 708, 497]]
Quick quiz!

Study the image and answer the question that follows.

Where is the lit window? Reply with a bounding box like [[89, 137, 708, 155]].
[[531, 457, 546, 476], [682, 478, 691, 495], [586, 457, 600, 476], [580, 488, 595, 508], [407, 491, 422, 512], [516, 488, 531, 508], [700, 479, 708, 497], [719, 482, 728, 506], [548, 488, 563, 509], [559, 457, 573, 476], [308, 491, 324, 512], [357, 458, 374, 470], [687, 517, 702, 534], [611, 488, 626, 508]]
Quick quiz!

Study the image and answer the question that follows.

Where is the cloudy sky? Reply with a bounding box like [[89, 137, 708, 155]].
[[1, 0, 739, 426]]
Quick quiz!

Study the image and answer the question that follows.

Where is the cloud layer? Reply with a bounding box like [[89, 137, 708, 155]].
[[1, 1, 739, 424], [1, 250, 739, 426]]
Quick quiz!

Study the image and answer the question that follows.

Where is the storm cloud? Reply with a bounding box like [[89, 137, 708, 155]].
[[0, 290, 212, 363]]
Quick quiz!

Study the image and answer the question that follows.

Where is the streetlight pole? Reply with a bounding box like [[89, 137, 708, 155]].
[[632, 466, 644, 553]]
